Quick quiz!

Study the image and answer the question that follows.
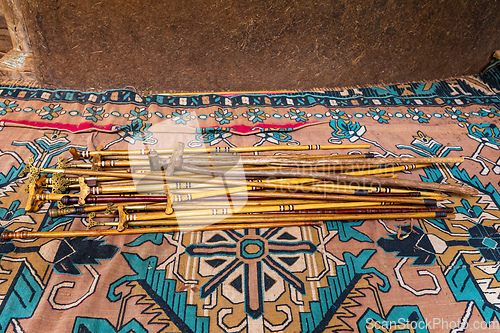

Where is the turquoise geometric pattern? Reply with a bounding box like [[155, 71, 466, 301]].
[[0, 61, 499, 331], [108, 252, 210, 332]]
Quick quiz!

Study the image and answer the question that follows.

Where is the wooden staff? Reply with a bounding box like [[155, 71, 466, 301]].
[[59, 190, 423, 207], [1, 220, 322, 240], [248, 156, 463, 167], [124, 197, 440, 222], [309, 182, 443, 197], [93, 152, 377, 168], [215, 190, 430, 202], [88, 176, 314, 193], [344, 164, 431, 176], [64, 206, 453, 219], [59, 195, 169, 205], [61, 174, 391, 198], [73, 144, 371, 159], [244, 206, 454, 215], [44, 167, 459, 197], [50, 200, 435, 218], [132, 211, 455, 225], [152, 155, 463, 167], [94, 211, 455, 227], [94, 182, 442, 206], [37, 155, 476, 195], [173, 163, 385, 173], [44, 176, 128, 190], [102, 152, 377, 160], [55, 184, 441, 208], [169, 196, 424, 208], [49, 204, 110, 217], [49, 171, 398, 191], [48, 198, 171, 217], [180, 164, 477, 195]]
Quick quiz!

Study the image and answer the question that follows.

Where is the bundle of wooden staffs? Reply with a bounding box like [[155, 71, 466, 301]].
[[1, 142, 477, 240]]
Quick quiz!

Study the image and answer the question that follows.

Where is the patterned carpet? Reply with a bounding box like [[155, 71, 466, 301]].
[[0, 60, 499, 332]]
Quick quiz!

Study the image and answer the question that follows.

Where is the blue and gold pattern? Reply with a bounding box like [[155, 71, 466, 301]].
[[0, 67, 499, 332]]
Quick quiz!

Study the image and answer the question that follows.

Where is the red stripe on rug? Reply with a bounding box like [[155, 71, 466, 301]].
[[0, 118, 324, 134], [0, 119, 115, 132]]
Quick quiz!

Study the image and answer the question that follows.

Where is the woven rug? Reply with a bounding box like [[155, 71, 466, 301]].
[[0, 62, 499, 332]]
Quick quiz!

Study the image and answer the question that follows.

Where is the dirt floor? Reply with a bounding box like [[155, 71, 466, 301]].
[[19, 0, 500, 93]]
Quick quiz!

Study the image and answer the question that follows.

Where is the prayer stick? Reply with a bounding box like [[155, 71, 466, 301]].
[[50, 202, 432, 218], [73, 144, 371, 159], [344, 164, 432, 176], [123, 211, 455, 226], [253, 156, 464, 166], [60, 195, 169, 205], [1, 220, 322, 240], [45, 167, 470, 196], [184, 190, 444, 203], [146, 155, 463, 167], [180, 164, 477, 195], [48, 199, 169, 217], [94, 152, 376, 168], [65, 206, 453, 219], [124, 198, 439, 222], [309, 182, 443, 197]]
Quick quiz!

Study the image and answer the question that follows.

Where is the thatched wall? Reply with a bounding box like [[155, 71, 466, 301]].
[[19, 0, 500, 92]]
